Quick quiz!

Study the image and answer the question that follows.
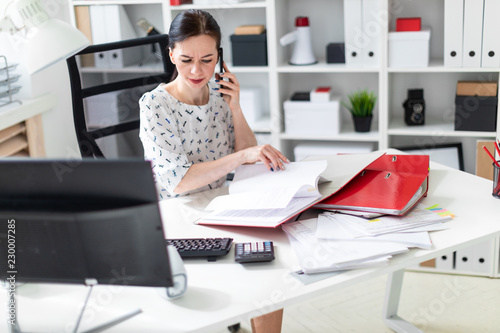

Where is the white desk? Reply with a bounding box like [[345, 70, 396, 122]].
[[3, 161, 500, 333]]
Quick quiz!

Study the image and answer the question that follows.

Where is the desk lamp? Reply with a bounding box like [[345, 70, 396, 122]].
[[0, 0, 89, 74]]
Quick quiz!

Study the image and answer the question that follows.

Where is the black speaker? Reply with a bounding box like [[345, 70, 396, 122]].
[[403, 89, 425, 125]]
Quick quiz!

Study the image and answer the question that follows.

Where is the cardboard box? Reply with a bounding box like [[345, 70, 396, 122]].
[[388, 29, 430, 67], [284, 100, 340, 136], [454, 95, 498, 131], [476, 140, 496, 180], [235, 25, 265, 35], [230, 34, 267, 66], [456, 81, 498, 96]]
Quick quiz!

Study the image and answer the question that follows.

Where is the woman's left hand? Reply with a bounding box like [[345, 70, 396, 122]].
[[216, 62, 240, 111]]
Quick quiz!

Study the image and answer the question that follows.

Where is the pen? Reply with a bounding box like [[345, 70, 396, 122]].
[[482, 145, 500, 168], [494, 140, 500, 158]]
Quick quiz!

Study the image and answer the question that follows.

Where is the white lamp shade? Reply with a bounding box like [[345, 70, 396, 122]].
[[25, 18, 89, 74]]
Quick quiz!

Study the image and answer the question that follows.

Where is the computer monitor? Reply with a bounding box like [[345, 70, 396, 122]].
[[0, 158, 173, 288]]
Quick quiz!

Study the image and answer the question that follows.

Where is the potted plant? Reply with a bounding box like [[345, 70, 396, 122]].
[[342, 90, 377, 132]]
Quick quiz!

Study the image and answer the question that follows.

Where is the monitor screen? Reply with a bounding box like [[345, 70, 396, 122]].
[[0, 159, 173, 287]]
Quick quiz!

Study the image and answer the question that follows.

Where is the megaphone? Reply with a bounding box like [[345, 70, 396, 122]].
[[280, 17, 317, 65]]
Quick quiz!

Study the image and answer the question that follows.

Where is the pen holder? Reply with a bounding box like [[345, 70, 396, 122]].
[[493, 162, 500, 199]]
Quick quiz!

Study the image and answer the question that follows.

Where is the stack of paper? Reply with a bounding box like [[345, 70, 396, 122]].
[[283, 204, 454, 274], [282, 218, 409, 274]]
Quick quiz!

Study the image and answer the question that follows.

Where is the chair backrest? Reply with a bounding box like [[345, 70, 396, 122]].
[[67, 34, 175, 158]]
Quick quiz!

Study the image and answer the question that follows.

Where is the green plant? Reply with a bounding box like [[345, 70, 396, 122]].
[[342, 90, 377, 117]]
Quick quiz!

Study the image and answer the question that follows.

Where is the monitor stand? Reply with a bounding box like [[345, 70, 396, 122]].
[[4, 280, 142, 333]]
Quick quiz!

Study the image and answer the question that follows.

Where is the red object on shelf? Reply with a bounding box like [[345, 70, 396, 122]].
[[295, 17, 310, 27], [170, 0, 192, 5], [396, 17, 421, 31]]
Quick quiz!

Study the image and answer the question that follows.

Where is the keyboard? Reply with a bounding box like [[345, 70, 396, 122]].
[[166, 237, 233, 261]]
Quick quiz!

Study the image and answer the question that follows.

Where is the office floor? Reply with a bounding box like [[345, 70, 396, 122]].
[[217, 271, 500, 333]]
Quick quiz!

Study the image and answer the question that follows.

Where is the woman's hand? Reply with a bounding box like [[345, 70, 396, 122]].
[[242, 144, 290, 171], [216, 62, 240, 111]]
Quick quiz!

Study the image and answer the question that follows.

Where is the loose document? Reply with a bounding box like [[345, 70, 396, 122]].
[[282, 204, 454, 274]]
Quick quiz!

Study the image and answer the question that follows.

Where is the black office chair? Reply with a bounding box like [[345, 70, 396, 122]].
[[67, 34, 175, 158]]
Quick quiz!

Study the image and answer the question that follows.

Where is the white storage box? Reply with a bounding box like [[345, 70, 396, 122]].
[[294, 142, 376, 161], [284, 99, 340, 136], [388, 29, 431, 67], [240, 87, 264, 128]]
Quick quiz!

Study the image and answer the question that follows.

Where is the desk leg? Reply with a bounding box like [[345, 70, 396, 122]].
[[383, 269, 423, 333], [250, 308, 283, 333]]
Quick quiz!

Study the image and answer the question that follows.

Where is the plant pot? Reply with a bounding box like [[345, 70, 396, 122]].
[[352, 115, 372, 132]]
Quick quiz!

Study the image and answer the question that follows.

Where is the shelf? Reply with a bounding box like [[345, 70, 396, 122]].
[[0, 123, 26, 144], [278, 60, 380, 74], [79, 60, 269, 74], [388, 118, 497, 138], [388, 59, 500, 73], [80, 60, 166, 74], [280, 127, 380, 142], [0, 134, 28, 157], [68, 0, 500, 176], [73, 0, 164, 5], [171, 0, 267, 10]]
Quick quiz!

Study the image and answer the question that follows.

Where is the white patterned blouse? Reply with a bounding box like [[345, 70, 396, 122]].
[[139, 81, 235, 199]]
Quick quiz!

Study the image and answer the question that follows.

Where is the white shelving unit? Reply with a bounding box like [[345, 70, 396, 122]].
[[68, 0, 499, 277], [68, 0, 500, 173]]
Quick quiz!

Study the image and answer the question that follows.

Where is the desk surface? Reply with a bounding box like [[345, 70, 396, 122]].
[[5, 161, 500, 333]]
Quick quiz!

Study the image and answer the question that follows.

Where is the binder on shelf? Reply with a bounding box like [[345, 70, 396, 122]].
[[314, 154, 430, 216], [343, 0, 363, 67], [471, 240, 494, 275], [455, 246, 475, 272], [462, 0, 484, 68], [89, 5, 140, 68], [481, 0, 500, 68], [435, 252, 454, 270], [361, 0, 380, 67], [444, 0, 464, 67]]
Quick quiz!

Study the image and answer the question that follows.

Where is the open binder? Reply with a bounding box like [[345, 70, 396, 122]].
[[314, 154, 430, 215]]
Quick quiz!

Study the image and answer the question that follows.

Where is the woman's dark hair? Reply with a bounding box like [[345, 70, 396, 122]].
[[167, 10, 221, 80]]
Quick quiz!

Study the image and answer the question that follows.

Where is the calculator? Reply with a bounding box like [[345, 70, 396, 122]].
[[234, 241, 275, 263]]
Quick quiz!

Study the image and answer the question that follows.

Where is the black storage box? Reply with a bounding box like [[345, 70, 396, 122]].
[[327, 43, 345, 64], [230, 33, 267, 66], [454, 95, 498, 131]]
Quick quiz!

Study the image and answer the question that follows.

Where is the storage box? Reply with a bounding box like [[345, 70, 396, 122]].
[[388, 29, 430, 67], [284, 100, 340, 136], [326, 43, 345, 64], [396, 17, 421, 32], [310, 86, 332, 103], [230, 34, 267, 66], [456, 81, 498, 97], [454, 95, 498, 131], [240, 87, 264, 128]]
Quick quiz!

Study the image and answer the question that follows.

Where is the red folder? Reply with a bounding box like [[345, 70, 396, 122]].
[[315, 154, 430, 215]]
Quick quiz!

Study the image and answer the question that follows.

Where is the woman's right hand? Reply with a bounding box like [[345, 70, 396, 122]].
[[242, 144, 290, 171]]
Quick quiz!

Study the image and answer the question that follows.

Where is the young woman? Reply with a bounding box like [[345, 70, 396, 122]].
[[139, 9, 288, 199]]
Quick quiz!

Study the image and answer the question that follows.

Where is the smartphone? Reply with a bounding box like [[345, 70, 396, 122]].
[[219, 47, 224, 97]]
